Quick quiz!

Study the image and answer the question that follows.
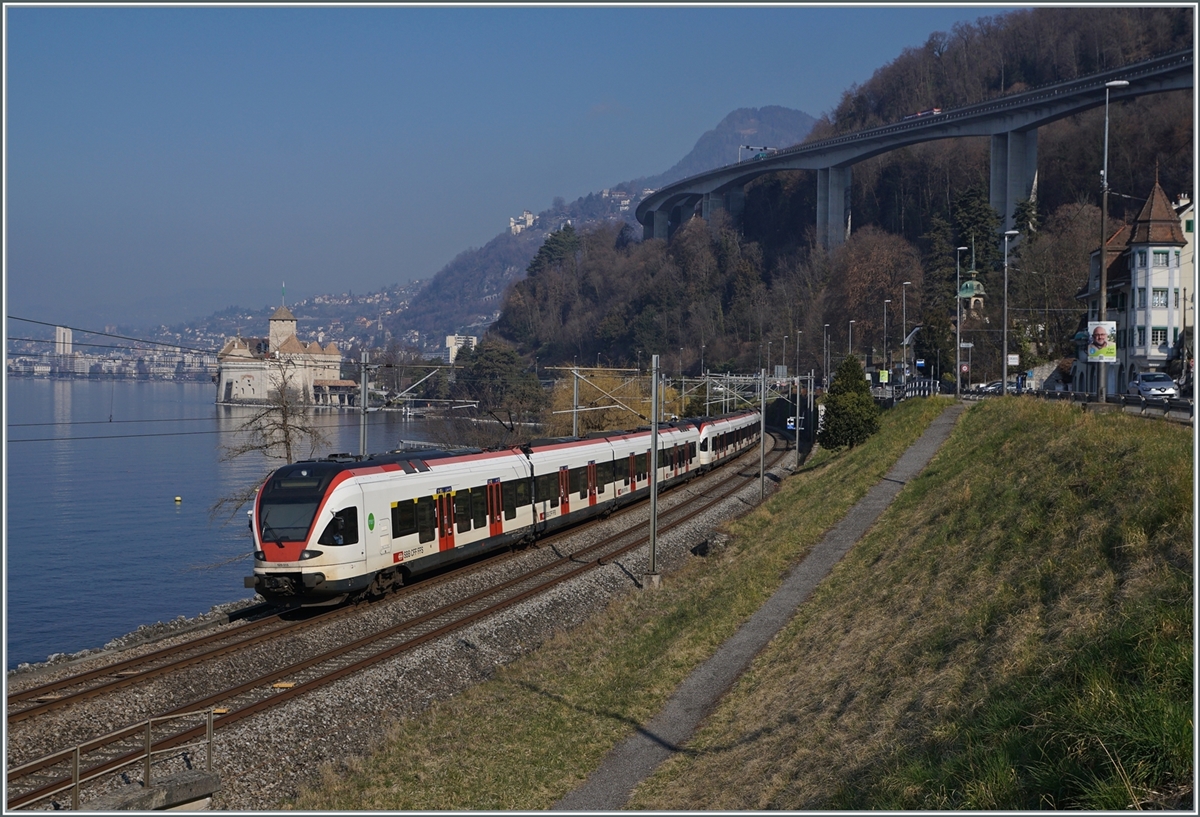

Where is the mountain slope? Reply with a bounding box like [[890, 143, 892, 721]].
[[640, 105, 818, 190], [391, 106, 816, 344]]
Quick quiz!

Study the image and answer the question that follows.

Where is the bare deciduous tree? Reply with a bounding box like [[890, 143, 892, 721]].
[[210, 360, 330, 523]]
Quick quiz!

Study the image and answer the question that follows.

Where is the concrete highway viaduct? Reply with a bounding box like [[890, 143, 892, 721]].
[[636, 48, 1193, 247]]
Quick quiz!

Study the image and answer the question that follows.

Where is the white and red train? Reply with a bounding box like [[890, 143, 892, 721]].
[[245, 410, 761, 604]]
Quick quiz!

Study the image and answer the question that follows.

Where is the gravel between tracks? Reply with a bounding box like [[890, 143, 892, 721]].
[[6, 450, 789, 811]]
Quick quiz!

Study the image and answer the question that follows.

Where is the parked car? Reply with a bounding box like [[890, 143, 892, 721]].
[[1126, 372, 1178, 398], [981, 381, 1003, 394]]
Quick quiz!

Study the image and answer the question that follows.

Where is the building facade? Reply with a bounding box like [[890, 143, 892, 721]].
[[1074, 182, 1192, 394], [443, 334, 478, 364], [215, 306, 352, 405]]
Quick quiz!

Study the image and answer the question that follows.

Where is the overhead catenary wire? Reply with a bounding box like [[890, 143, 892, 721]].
[[6, 336, 208, 352], [7, 413, 406, 444], [7, 316, 221, 355]]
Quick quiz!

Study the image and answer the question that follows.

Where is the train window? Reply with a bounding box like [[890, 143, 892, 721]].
[[502, 480, 518, 520], [535, 473, 559, 508], [471, 486, 487, 529], [570, 467, 586, 499], [416, 496, 435, 543], [635, 453, 648, 480], [318, 506, 359, 546], [700, 438, 709, 452], [455, 492, 472, 533], [391, 500, 418, 538], [596, 460, 614, 488], [688, 441, 697, 461]]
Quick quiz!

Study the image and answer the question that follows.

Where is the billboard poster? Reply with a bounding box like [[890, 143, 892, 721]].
[[1087, 321, 1117, 363]]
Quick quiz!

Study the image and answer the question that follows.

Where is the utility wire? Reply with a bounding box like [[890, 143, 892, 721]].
[[8, 415, 400, 443], [9, 416, 219, 427], [7, 316, 219, 355], [7, 336, 213, 353]]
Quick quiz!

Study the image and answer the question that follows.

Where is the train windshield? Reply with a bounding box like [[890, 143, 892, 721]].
[[257, 462, 342, 542]]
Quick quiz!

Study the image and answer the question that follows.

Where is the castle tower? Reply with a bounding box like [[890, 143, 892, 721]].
[[268, 305, 297, 353]]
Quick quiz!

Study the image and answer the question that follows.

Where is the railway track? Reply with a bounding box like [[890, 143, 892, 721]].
[[7, 438, 787, 810]]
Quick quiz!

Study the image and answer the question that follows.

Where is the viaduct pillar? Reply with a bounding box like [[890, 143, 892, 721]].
[[816, 166, 852, 247], [702, 191, 725, 219], [643, 209, 669, 241], [701, 189, 746, 226], [726, 189, 745, 221], [990, 129, 1039, 232]]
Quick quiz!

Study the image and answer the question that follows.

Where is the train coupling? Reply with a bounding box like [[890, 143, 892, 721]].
[[245, 573, 326, 596]]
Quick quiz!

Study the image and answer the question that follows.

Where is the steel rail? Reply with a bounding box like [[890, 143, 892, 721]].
[[8, 438, 784, 810], [9, 440, 754, 724]]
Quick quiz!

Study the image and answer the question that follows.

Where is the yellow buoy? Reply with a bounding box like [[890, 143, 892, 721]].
[[174, 496, 182, 503]]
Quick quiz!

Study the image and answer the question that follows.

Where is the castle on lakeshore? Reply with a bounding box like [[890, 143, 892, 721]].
[[215, 305, 354, 405]]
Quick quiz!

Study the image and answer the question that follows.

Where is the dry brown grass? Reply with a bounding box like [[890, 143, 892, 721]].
[[628, 399, 1192, 809]]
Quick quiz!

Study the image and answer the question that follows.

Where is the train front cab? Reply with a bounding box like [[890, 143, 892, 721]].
[[248, 461, 374, 603]]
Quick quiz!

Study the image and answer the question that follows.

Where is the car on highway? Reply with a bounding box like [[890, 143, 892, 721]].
[[1126, 372, 1178, 398]]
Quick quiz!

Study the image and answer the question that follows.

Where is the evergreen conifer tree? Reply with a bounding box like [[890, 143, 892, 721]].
[[818, 355, 880, 450]]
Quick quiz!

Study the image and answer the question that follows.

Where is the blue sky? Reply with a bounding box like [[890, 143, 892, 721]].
[[5, 4, 1011, 328]]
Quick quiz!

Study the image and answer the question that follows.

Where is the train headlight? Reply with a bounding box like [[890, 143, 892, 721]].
[[298, 549, 324, 561]]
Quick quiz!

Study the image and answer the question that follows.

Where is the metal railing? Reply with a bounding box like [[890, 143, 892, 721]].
[[6, 708, 215, 811]]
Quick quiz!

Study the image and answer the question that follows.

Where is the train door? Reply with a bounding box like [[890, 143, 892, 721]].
[[587, 461, 597, 506], [628, 452, 637, 492], [435, 489, 455, 551], [486, 478, 504, 536], [558, 466, 570, 515]]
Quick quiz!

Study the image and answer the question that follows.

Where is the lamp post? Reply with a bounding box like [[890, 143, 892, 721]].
[[883, 299, 891, 380], [678, 347, 684, 418], [1099, 78, 1129, 402], [767, 341, 772, 380], [1002, 229, 1020, 395], [901, 281, 911, 386], [794, 332, 800, 390], [848, 320, 855, 358], [955, 246, 968, 399], [823, 324, 830, 388]]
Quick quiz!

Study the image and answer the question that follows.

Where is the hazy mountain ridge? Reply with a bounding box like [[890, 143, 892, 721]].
[[105, 106, 814, 355], [389, 105, 817, 343]]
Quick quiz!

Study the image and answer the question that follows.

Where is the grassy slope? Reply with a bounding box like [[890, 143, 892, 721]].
[[629, 399, 1193, 810], [288, 397, 950, 810], [289, 398, 1191, 810]]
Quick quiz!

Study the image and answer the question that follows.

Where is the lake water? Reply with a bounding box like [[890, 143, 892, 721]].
[[4, 378, 440, 670]]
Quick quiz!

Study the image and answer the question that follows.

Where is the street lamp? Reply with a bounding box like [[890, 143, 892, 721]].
[[1099, 78, 1129, 402], [823, 324, 830, 388], [955, 246, 968, 399], [767, 341, 772, 379], [848, 320, 856, 357], [901, 281, 911, 386], [794, 332, 800, 388], [1002, 229, 1020, 395], [883, 299, 891, 379]]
